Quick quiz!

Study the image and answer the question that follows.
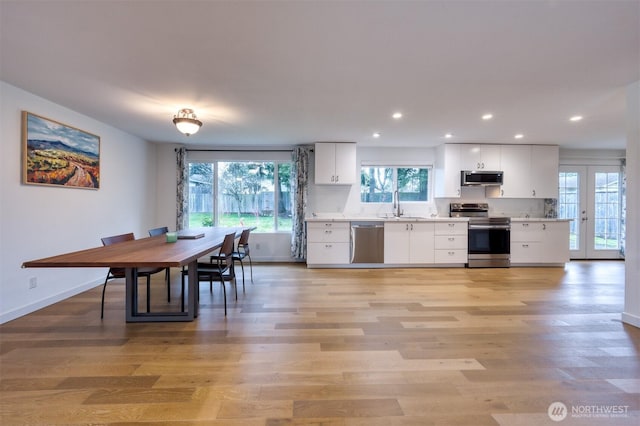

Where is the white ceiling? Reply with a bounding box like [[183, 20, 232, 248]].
[[1, 1, 638, 149]]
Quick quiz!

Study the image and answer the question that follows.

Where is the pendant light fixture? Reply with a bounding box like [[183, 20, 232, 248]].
[[173, 108, 202, 136]]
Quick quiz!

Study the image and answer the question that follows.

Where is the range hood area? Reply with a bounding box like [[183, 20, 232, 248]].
[[460, 170, 504, 186]]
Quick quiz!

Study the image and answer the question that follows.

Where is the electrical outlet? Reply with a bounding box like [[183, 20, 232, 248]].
[[29, 277, 37, 289]]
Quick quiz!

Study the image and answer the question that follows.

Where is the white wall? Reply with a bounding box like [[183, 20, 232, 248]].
[[0, 82, 157, 323], [623, 81, 640, 328]]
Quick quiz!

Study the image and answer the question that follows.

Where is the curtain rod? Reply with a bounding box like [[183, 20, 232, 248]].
[[176, 148, 293, 153]]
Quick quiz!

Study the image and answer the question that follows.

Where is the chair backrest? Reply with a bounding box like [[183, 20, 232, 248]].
[[148, 226, 169, 237], [238, 228, 251, 246], [220, 232, 236, 257], [101, 232, 135, 246]]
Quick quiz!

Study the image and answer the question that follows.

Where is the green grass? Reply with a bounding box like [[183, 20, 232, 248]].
[[570, 233, 619, 250], [189, 212, 292, 232]]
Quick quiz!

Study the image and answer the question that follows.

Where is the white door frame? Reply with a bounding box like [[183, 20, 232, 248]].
[[559, 165, 622, 259]]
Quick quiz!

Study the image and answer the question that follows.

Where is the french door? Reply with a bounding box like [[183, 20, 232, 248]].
[[558, 165, 622, 259]]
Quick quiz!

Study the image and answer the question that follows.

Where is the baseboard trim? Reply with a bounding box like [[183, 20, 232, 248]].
[[0, 278, 102, 324], [621, 312, 640, 328]]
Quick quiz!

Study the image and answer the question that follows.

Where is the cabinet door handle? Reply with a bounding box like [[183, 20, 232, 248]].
[[448, 237, 454, 241], [325, 230, 332, 234], [532, 189, 536, 196], [522, 244, 528, 248], [449, 251, 455, 255], [542, 223, 546, 230], [501, 189, 504, 196], [448, 223, 454, 227], [335, 175, 339, 182], [331, 175, 335, 182], [477, 162, 481, 169], [405, 224, 409, 231], [325, 244, 332, 248], [410, 224, 414, 231]]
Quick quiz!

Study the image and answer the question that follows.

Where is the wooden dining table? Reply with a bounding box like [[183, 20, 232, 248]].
[[22, 227, 249, 322]]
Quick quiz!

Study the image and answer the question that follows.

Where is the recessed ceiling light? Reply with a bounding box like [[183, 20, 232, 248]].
[[514, 133, 524, 139], [392, 112, 403, 119], [570, 115, 583, 122], [444, 133, 453, 139], [372, 132, 381, 138], [482, 113, 493, 120]]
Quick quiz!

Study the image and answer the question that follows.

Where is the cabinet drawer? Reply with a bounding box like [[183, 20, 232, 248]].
[[307, 228, 350, 243], [435, 222, 467, 235], [510, 241, 542, 263], [307, 242, 350, 265], [307, 221, 349, 231], [307, 222, 350, 243], [511, 222, 543, 242], [434, 235, 467, 250], [434, 249, 467, 264]]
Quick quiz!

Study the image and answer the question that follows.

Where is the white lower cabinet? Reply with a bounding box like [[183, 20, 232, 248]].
[[511, 221, 570, 264], [384, 222, 435, 264], [306, 222, 350, 265], [434, 222, 468, 264]]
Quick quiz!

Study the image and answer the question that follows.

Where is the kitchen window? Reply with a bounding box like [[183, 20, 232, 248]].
[[187, 160, 292, 232], [360, 166, 431, 203]]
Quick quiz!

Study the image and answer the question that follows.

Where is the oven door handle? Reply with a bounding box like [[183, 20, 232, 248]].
[[468, 225, 511, 230]]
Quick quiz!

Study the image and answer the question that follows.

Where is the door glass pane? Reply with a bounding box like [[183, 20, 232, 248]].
[[558, 172, 579, 250], [593, 172, 620, 250], [188, 163, 214, 228]]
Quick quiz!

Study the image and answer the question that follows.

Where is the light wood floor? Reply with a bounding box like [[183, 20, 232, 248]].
[[1, 261, 639, 425]]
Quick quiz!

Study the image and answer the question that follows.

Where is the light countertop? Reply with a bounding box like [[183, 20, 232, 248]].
[[305, 215, 468, 222], [510, 217, 572, 222], [306, 215, 570, 222]]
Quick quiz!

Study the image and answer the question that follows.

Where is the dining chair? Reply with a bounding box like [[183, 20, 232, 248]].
[[181, 232, 237, 315], [217, 228, 253, 291], [100, 232, 166, 319], [148, 226, 172, 302]]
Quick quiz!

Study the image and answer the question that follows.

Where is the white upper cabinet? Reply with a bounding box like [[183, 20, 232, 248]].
[[488, 145, 558, 199], [531, 145, 559, 199], [435, 144, 501, 198], [458, 144, 501, 171], [495, 145, 531, 198], [434, 144, 462, 198], [314, 142, 357, 185]]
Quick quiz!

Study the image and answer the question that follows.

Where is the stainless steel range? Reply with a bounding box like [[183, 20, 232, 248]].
[[450, 203, 511, 268]]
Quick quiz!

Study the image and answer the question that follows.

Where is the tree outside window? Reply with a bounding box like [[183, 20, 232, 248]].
[[361, 166, 430, 203], [188, 161, 292, 232]]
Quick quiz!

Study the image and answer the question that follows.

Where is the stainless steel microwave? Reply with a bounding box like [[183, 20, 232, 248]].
[[461, 170, 504, 186]]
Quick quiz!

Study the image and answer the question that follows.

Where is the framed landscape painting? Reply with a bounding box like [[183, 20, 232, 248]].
[[22, 111, 100, 189]]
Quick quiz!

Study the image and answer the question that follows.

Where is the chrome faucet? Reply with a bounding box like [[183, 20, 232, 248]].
[[393, 190, 403, 217]]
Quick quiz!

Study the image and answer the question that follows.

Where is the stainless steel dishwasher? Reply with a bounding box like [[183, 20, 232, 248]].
[[350, 222, 384, 263]]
